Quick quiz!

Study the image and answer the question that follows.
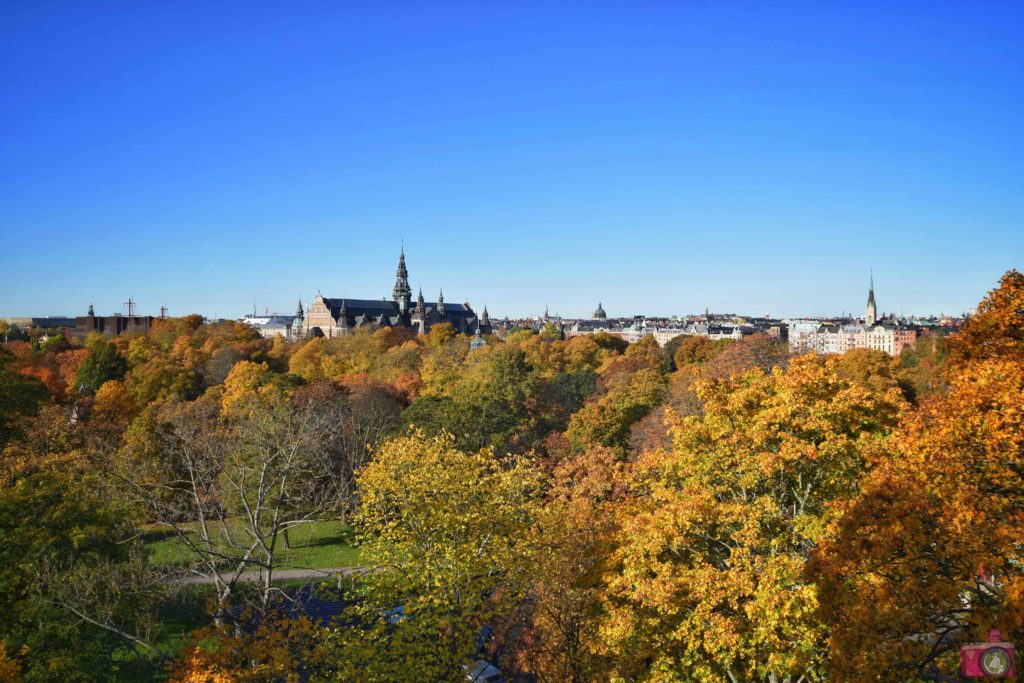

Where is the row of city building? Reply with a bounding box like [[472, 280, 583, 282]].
[[4, 252, 963, 359], [509, 278, 962, 357], [561, 316, 783, 346], [783, 276, 962, 356]]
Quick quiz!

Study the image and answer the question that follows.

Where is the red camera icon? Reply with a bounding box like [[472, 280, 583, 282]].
[[962, 630, 1015, 678]]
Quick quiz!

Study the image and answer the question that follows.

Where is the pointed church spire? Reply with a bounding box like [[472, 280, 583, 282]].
[[414, 286, 425, 317], [865, 270, 878, 327], [437, 288, 444, 311], [393, 245, 412, 313]]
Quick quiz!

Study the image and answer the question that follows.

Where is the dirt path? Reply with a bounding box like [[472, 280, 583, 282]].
[[166, 565, 366, 585]]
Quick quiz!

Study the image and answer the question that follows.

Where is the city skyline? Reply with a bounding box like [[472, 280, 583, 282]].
[[2, 2, 1021, 318], [4, 256, 979, 323]]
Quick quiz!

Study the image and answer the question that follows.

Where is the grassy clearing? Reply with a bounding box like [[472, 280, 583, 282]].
[[143, 520, 361, 570]]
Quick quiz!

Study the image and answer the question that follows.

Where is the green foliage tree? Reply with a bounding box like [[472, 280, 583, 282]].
[[403, 345, 540, 453], [541, 322, 563, 340], [590, 332, 628, 354], [75, 335, 128, 392], [565, 367, 666, 455], [0, 449, 159, 681]]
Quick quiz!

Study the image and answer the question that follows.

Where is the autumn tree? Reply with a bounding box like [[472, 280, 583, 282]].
[[169, 606, 333, 683], [426, 321, 458, 346], [332, 431, 540, 682], [830, 347, 907, 397], [124, 354, 199, 405], [565, 366, 667, 456], [591, 332, 629, 354], [403, 344, 539, 454], [948, 268, 1024, 366], [14, 351, 64, 403], [518, 334, 570, 378], [0, 430, 162, 681], [0, 347, 48, 446], [56, 348, 89, 398], [515, 447, 624, 682], [418, 331, 469, 397], [669, 334, 730, 369], [814, 356, 1024, 681], [368, 340, 423, 398], [600, 355, 906, 682], [288, 336, 328, 380], [703, 332, 791, 379], [897, 332, 949, 400], [111, 387, 351, 617], [809, 272, 1024, 680]]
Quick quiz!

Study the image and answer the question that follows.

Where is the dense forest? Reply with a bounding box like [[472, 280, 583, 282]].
[[0, 270, 1021, 682]]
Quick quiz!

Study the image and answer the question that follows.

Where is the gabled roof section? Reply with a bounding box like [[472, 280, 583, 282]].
[[323, 298, 400, 319]]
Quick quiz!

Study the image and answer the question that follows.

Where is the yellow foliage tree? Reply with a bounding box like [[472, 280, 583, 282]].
[[600, 355, 906, 682], [220, 361, 272, 413], [289, 336, 327, 380], [92, 380, 137, 425], [334, 430, 540, 682]]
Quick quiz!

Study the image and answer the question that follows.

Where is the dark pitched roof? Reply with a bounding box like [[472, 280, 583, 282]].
[[450, 304, 479, 317], [322, 298, 400, 318], [423, 302, 479, 319]]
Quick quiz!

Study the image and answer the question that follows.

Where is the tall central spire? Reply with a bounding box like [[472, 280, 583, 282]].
[[865, 269, 878, 327], [393, 244, 412, 313]]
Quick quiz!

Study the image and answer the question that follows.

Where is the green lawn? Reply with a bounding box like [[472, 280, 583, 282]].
[[143, 520, 361, 570], [126, 521, 360, 680]]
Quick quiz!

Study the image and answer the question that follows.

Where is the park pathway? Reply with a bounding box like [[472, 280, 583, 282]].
[[166, 566, 366, 585]]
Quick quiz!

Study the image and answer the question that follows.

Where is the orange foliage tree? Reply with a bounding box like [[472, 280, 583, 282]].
[[169, 610, 331, 683], [948, 269, 1024, 367], [814, 270, 1024, 680]]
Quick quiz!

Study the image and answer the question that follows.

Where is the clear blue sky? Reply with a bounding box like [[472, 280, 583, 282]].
[[2, 1, 1021, 320]]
